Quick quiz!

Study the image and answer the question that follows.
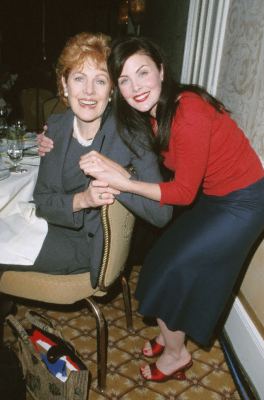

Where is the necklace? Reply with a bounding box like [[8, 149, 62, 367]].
[[73, 117, 95, 147]]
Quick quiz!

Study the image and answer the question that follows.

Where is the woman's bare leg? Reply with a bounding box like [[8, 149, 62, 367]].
[[142, 330, 165, 357], [141, 318, 191, 378]]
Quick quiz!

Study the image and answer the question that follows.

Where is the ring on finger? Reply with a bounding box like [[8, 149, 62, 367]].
[[99, 193, 103, 200]]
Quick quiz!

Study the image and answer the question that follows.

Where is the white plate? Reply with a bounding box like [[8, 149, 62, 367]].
[[1, 136, 38, 153], [23, 146, 38, 156]]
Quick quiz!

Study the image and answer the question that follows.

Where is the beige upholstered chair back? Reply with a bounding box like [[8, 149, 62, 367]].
[[20, 88, 54, 131], [99, 200, 135, 290], [43, 96, 68, 122], [0, 200, 135, 392], [0, 200, 135, 302]]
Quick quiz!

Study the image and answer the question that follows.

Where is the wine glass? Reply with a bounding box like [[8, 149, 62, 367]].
[[13, 119, 27, 136], [0, 106, 8, 145], [6, 130, 27, 173]]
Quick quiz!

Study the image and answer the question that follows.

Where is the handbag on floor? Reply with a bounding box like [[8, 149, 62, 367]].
[[6, 310, 89, 400]]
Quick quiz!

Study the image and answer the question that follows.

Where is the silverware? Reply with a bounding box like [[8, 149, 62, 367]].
[[23, 144, 38, 151]]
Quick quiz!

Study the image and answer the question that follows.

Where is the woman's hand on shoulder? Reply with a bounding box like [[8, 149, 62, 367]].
[[37, 125, 54, 156]]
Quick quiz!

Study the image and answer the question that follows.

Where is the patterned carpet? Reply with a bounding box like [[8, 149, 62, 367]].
[[3, 265, 241, 400]]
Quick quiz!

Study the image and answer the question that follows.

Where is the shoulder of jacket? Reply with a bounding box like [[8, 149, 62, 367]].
[[47, 108, 72, 124], [46, 109, 73, 137]]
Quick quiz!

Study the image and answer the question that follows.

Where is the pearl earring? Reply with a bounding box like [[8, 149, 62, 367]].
[[108, 91, 114, 102], [64, 91, 68, 97]]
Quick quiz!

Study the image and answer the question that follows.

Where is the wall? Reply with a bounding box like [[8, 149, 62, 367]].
[[181, 1, 264, 393], [217, 0, 264, 329], [0, 0, 120, 73], [215, 0, 264, 395], [142, 0, 190, 80], [217, 0, 264, 160]]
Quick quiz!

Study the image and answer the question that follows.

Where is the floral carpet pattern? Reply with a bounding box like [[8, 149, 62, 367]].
[[4, 266, 241, 400]]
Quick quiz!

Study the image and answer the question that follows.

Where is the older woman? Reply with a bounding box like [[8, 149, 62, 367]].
[[0, 32, 172, 288]]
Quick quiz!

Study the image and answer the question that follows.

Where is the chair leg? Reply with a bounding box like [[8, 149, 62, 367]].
[[121, 275, 134, 332], [0, 294, 15, 348], [0, 318, 4, 349], [85, 297, 107, 392]]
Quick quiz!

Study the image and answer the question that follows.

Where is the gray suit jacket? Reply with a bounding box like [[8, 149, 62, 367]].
[[33, 108, 172, 287]]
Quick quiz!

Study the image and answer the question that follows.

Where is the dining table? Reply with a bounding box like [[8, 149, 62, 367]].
[[0, 149, 40, 217], [0, 161, 39, 217], [0, 138, 48, 266]]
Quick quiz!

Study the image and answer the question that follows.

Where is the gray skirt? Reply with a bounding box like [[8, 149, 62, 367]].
[[135, 178, 264, 347]]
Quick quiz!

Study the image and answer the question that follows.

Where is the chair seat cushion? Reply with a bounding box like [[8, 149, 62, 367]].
[[0, 272, 95, 304]]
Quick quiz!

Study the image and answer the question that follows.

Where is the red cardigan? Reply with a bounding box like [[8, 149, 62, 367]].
[[159, 92, 264, 205]]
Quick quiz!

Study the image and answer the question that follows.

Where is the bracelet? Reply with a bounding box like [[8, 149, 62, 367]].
[[125, 164, 136, 179]]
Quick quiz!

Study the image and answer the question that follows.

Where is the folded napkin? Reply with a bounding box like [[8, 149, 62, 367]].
[[0, 201, 48, 265]]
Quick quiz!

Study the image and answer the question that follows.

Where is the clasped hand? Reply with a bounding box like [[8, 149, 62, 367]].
[[37, 132, 121, 208], [79, 151, 131, 192], [82, 179, 120, 208]]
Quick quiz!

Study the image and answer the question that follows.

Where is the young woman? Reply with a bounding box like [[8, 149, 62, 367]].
[[79, 36, 264, 382]]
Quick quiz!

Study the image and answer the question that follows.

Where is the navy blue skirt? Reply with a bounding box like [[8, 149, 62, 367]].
[[135, 178, 264, 347]]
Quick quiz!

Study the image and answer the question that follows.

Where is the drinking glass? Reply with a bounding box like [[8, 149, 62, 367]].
[[6, 130, 27, 173], [13, 119, 27, 136], [0, 106, 8, 145]]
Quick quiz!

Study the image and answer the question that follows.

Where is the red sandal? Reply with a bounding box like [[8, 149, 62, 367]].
[[140, 359, 193, 382], [142, 338, 165, 358]]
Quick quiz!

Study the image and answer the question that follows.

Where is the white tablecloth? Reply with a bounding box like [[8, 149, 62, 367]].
[[0, 157, 48, 265], [0, 161, 38, 216]]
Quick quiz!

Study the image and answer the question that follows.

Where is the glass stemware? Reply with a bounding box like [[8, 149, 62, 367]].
[[13, 119, 27, 136], [0, 106, 8, 145], [6, 130, 27, 173]]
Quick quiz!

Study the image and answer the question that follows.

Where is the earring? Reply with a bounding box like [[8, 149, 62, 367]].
[[108, 90, 114, 102], [64, 91, 68, 97]]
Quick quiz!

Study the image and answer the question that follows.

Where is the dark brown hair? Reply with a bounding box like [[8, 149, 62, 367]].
[[108, 36, 228, 152]]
